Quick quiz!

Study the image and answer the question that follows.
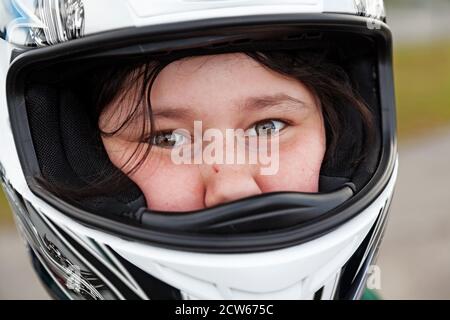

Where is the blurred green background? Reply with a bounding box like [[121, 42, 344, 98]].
[[0, 191, 10, 225], [396, 42, 450, 137]]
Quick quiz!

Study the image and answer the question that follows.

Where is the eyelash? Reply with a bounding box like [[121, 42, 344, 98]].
[[148, 118, 292, 148]]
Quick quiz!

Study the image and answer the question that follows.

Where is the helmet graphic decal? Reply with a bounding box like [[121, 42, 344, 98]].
[[41, 234, 105, 300], [353, 0, 385, 20], [1, 0, 84, 47]]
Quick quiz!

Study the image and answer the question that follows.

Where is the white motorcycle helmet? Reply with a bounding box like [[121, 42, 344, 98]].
[[0, 0, 397, 300]]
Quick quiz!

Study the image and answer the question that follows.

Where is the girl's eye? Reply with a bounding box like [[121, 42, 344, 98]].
[[152, 131, 189, 148], [245, 120, 287, 137]]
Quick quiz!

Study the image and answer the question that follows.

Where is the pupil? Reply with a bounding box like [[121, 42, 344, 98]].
[[256, 121, 275, 135], [156, 133, 176, 146]]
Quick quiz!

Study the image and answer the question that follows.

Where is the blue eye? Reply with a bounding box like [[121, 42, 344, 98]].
[[152, 131, 189, 148], [245, 120, 286, 137]]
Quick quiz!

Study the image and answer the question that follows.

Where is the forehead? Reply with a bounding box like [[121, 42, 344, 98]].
[[100, 52, 317, 129], [161, 52, 256, 75], [150, 52, 314, 108], [152, 53, 264, 96]]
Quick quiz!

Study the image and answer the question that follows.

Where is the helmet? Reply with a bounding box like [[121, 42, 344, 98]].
[[0, 0, 397, 300]]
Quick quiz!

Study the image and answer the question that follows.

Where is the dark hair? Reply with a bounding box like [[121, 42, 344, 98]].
[[43, 50, 375, 202]]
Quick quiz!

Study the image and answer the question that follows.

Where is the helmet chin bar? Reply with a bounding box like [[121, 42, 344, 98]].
[[138, 186, 354, 234], [2, 166, 395, 300]]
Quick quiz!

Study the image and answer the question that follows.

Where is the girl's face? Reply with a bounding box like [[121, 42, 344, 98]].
[[99, 53, 326, 211]]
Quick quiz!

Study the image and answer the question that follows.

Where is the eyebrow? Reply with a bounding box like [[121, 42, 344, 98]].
[[152, 107, 196, 120], [151, 93, 306, 120], [240, 93, 306, 113]]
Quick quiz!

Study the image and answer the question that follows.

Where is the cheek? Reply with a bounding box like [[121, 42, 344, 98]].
[[256, 124, 326, 193], [102, 137, 205, 212], [130, 159, 205, 212]]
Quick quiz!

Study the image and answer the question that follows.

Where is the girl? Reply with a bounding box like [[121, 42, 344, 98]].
[[79, 50, 373, 212]]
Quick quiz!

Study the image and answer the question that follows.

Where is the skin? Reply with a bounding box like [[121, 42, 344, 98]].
[[99, 53, 326, 212]]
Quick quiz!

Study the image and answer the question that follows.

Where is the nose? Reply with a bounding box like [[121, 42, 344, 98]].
[[202, 163, 262, 208]]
